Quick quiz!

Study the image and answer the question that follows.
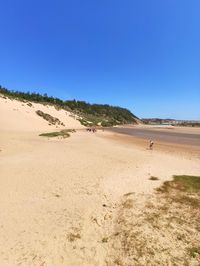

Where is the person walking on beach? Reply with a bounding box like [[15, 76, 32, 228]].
[[149, 140, 154, 150]]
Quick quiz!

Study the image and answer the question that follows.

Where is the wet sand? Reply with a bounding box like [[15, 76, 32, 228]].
[[109, 127, 200, 147]]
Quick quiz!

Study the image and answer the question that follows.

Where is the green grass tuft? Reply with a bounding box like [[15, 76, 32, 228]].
[[188, 246, 200, 258], [39, 129, 76, 138]]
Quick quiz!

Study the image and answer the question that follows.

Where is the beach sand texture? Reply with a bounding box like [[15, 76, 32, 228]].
[[0, 96, 200, 265]]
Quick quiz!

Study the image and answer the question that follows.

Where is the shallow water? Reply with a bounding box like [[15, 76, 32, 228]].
[[109, 127, 200, 146]]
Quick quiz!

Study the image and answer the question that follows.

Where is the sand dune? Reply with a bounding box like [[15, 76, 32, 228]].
[[0, 95, 83, 132], [0, 96, 200, 265]]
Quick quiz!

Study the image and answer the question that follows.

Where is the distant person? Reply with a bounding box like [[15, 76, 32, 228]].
[[149, 140, 154, 150]]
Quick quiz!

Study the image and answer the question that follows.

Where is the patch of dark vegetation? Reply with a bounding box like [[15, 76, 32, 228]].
[[149, 176, 159, 181], [106, 176, 200, 265], [67, 232, 81, 242], [0, 94, 7, 99], [188, 246, 200, 258], [123, 192, 135, 197], [156, 175, 200, 210], [67, 227, 81, 242], [102, 237, 109, 243], [175, 195, 200, 208], [36, 110, 65, 126], [27, 102, 33, 107], [0, 86, 139, 127], [157, 175, 200, 193], [39, 131, 69, 138], [39, 129, 76, 138]]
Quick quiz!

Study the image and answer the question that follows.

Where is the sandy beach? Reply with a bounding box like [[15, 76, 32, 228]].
[[0, 96, 200, 265]]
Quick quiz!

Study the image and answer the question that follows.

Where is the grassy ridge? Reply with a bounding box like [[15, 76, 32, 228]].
[[0, 86, 138, 127]]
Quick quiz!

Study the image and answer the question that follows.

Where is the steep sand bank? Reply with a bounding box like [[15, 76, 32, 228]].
[[0, 96, 83, 132]]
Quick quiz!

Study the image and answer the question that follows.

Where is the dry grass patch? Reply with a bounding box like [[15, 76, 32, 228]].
[[67, 232, 81, 242], [122, 199, 134, 209], [67, 227, 81, 242], [158, 175, 200, 209], [158, 175, 200, 193], [106, 176, 200, 265]]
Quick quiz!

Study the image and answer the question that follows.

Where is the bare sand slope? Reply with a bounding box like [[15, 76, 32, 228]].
[[0, 128, 200, 265], [0, 95, 83, 132]]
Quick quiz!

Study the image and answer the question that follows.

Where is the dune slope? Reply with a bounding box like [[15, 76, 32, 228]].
[[0, 95, 83, 132]]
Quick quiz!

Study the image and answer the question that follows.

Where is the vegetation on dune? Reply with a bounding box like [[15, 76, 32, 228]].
[[39, 129, 76, 138], [0, 86, 138, 127], [36, 110, 65, 126]]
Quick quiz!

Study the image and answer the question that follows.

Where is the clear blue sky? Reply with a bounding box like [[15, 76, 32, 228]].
[[0, 0, 200, 119]]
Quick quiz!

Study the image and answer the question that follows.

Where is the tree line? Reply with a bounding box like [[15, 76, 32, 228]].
[[0, 86, 138, 126]]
